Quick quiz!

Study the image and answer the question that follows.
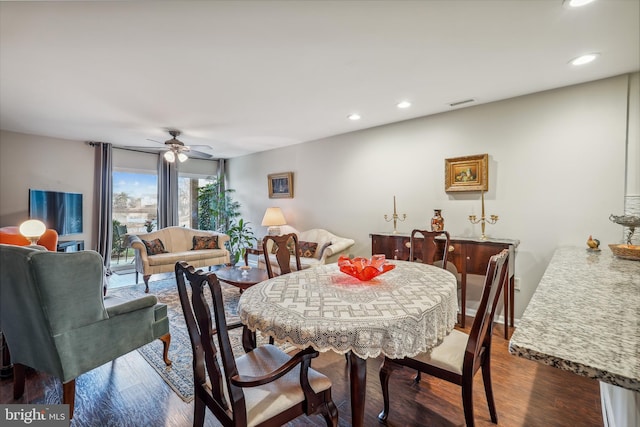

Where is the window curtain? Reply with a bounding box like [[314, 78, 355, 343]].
[[92, 142, 113, 274], [158, 156, 178, 229]]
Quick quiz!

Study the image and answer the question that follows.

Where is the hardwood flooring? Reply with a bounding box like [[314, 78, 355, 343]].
[[0, 319, 603, 427]]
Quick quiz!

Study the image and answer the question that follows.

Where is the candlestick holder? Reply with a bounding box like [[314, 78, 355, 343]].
[[468, 190, 498, 240], [384, 195, 406, 234]]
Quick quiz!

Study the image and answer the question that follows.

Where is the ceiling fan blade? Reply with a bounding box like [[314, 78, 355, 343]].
[[124, 145, 167, 153], [186, 149, 213, 159]]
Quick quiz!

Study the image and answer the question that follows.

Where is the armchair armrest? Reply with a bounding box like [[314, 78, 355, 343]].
[[230, 346, 318, 387], [320, 237, 355, 263], [105, 295, 158, 317]]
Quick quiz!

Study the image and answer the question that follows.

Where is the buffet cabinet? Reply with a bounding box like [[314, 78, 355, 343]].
[[370, 232, 519, 338]]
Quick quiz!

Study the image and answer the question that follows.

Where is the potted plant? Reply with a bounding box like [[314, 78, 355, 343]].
[[226, 218, 257, 265]]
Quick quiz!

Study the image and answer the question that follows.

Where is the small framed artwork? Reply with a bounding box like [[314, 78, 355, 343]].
[[268, 172, 294, 198], [444, 154, 488, 192]]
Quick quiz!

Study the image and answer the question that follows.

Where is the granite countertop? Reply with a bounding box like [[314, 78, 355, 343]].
[[509, 246, 640, 391]]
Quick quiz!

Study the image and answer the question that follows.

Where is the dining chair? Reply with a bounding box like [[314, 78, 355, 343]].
[[262, 233, 302, 278], [174, 261, 338, 427], [378, 249, 510, 427]]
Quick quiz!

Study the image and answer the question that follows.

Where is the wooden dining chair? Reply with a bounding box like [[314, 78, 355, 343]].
[[409, 229, 451, 266], [262, 233, 302, 279], [174, 261, 338, 427], [378, 249, 509, 427]]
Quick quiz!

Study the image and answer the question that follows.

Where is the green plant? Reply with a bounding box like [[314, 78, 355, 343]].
[[197, 181, 240, 233], [226, 218, 257, 265]]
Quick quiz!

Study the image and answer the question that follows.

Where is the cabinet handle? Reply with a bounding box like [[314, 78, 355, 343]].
[[405, 241, 411, 248], [448, 245, 455, 252]]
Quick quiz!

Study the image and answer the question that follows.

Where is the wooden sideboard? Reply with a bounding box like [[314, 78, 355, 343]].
[[370, 232, 519, 338]]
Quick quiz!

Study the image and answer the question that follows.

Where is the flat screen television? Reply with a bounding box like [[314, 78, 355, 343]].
[[29, 189, 83, 236]]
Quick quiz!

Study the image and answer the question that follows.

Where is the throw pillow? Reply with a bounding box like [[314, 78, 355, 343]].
[[192, 235, 219, 250], [142, 238, 168, 255], [298, 241, 318, 258]]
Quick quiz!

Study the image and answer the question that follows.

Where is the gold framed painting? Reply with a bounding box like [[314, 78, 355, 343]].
[[268, 172, 294, 198], [444, 154, 488, 192]]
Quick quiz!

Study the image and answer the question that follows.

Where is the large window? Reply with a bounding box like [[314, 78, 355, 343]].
[[178, 175, 215, 228], [113, 170, 158, 233]]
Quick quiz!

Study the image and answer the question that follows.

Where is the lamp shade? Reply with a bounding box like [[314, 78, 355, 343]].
[[261, 207, 287, 227], [19, 219, 46, 244]]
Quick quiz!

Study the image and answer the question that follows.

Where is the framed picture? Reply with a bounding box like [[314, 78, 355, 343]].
[[268, 172, 294, 198], [444, 154, 488, 192]]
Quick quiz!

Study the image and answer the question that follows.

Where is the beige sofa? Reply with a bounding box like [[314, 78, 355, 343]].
[[258, 225, 355, 274], [128, 226, 230, 292]]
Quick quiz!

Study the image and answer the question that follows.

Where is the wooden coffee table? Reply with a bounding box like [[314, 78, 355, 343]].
[[214, 266, 268, 292]]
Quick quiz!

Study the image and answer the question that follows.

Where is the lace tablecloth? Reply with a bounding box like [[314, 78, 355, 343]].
[[238, 260, 458, 359]]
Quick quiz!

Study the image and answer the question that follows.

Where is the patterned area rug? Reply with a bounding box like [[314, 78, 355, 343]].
[[110, 277, 268, 402]]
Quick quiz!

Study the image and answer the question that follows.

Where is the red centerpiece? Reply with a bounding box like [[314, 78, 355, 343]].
[[338, 255, 395, 281]]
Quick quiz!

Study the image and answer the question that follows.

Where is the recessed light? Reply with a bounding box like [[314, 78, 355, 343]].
[[563, 0, 596, 8], [397, 101, 411, 109], [569, 53, 599, 66], [348, 113, 361, 121]]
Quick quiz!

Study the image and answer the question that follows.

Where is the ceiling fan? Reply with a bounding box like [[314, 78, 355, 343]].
[[130, 130, 214, 162]]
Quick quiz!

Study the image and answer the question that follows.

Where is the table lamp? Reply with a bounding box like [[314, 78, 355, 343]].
[[19, 219, 46, 245], [261, 207, 287, 236]]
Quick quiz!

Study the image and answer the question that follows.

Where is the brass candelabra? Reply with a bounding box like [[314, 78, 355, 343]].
[[384, 195, 406, 234], [468, 190, 498, 240]]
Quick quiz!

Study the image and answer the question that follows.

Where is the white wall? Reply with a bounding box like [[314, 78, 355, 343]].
[[0, 131, 95, 246], [228, 74, 638, 321]]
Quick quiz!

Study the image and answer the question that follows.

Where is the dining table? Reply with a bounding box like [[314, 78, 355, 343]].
[[237, 260, 459, 427]]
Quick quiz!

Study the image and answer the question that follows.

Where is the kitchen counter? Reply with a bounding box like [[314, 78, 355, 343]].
[[509, 246, 639, 425]]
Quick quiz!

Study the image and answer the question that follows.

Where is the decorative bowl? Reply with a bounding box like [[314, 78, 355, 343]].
[[338, 255, 395, 281], [608, 244, 640, 261]]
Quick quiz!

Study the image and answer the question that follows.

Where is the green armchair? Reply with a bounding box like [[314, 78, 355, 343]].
[[0, 244, 171, 418]]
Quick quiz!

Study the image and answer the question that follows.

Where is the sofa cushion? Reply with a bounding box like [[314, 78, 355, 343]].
[[191, 235, 219, 250], [142, 238, 168, 255]]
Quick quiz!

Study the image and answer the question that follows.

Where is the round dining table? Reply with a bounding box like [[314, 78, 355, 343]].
[[238, 260, 458, 427]]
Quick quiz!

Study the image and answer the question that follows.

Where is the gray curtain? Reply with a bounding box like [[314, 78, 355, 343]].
[[92, 142, 113, 274], [158, 155, 178, 229]]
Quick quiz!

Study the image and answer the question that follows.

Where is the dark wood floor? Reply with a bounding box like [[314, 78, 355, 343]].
[[1, 320, 603, 427]]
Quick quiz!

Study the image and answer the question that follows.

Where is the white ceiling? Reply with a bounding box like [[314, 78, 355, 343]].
[[1, 1, 639, 159]]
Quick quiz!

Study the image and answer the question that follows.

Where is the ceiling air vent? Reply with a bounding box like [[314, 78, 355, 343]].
[[448, 98, 476, 107]]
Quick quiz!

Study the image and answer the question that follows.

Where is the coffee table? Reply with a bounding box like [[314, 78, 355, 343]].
[[214, 266, 268, 292]]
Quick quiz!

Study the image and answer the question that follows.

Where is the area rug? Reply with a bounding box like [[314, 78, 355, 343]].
[[110, 277, 272, 402]]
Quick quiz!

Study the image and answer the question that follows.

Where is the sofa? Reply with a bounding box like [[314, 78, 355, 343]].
[[128, 226, 230, 292], [258, 225, 355, 274]]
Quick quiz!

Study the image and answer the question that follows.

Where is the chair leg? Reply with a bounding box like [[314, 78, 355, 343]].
[[482, 358, 498, 423], [193, 395, 206, 427], [159, 333, 172, 366], [63, 379, 76, 419], [135, 271, 139, 284], [143, 275, 151, 293], [377, 358, 396, 422], [414, 370, 422, 383], [461, 375, 475, 427], [13, 363, 25, 399], [321, 399, 339, 427]]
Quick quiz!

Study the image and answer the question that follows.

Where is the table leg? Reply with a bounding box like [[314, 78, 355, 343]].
[[348, 351, 367, 427]]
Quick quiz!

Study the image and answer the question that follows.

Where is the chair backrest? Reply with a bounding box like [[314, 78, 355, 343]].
[[262, 233, 302, 278], [409, 229, 450, 267], [174, 261, 245, 426], [0, 226, 59, 252], [463, 249, 509, 373]]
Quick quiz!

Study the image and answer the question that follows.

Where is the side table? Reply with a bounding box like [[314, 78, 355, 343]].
[[243, 247, 264, 267], [214, 266, 268, 292]]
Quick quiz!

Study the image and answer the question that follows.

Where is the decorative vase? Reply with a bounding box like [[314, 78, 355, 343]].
[[431, 209, 444, 232]]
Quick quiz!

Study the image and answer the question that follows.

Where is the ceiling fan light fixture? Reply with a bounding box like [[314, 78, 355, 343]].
[[177, 152, 188, 162], [164, 150, 176, 162]]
